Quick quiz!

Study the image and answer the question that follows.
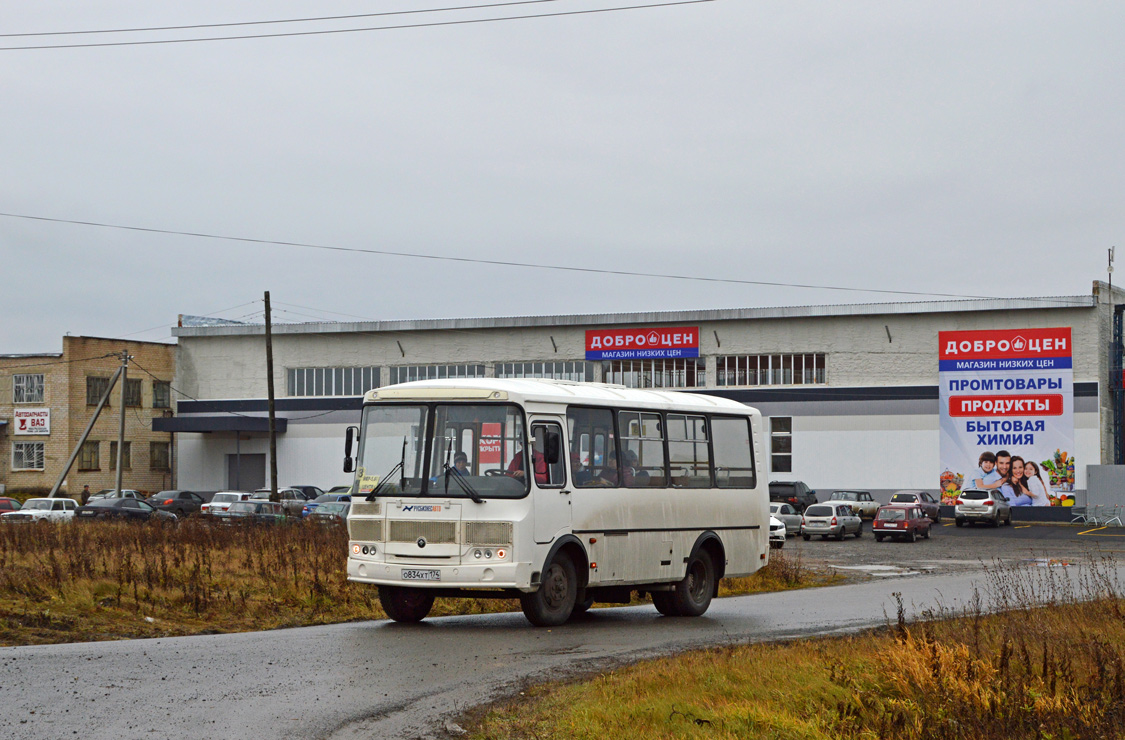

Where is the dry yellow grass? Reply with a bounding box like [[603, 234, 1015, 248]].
[[468, 558, 1125, 740], [0, 521, 825, 645]]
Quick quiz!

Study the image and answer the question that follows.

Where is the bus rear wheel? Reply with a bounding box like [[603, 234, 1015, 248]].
[[653, 550, 714, 617], [379, 586, 435, 623], [521, 553, 577, 627]]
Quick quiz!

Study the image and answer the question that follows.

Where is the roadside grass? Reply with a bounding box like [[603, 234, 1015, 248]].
[[0, 522, 826, 645], [468, 556, 1125, 740]]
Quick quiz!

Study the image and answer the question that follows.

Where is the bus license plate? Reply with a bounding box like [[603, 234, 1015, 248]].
[[402, 569, 441, 581]]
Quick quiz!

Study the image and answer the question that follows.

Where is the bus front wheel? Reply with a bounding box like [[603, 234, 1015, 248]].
[[653, 550, 714, 617], [521, 553, 577, 627], [379, 586, 435, 623]]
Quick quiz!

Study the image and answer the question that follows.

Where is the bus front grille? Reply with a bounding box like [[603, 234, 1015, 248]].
[[348, 518, 383, 542], [388, 520, 458, 544], [350, 501, 381, 516], [463, 521, 513, 546]]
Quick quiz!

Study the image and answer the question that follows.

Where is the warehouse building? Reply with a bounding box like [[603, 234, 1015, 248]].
[[160, 282, 1121, 502]]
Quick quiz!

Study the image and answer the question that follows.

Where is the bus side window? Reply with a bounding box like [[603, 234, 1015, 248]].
[[711, 416, 756, 489], [667, 414, 712, 488], [567, 406, 616, 488], [531, 423, 566, 487]]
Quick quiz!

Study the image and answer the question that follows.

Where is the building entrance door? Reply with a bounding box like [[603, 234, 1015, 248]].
[[227, 453, 265, 491]]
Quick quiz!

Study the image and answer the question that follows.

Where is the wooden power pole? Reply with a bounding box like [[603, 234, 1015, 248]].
[[265, 291, 279, 502]]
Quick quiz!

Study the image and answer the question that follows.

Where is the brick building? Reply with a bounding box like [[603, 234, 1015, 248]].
[[0, 336, 176, 497]]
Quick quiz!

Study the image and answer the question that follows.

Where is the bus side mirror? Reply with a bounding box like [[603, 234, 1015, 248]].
[[545, 434, 561, 465], [343, 426, 358, 473]]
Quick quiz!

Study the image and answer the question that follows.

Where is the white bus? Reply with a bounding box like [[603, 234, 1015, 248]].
[[342, 378, 767, 626]]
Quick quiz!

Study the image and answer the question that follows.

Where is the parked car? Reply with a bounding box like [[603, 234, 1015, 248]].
[[252, 487, 311, 517], [801, 502, 862, 540], [888, 490, 941, 523], [954, 488, 1012, 527], [310, 501, 350, 524], [201, 491, 254, 517], [223, 500, 286, 525], [90, 489, 145, 501], [0, 497, 22, 514], [287, 485, 326, 501], [301, 493, 351, 518], [873, 504, 931, 542], [1, 498, 77, 523], [75, 498, 177, 523], [327, 485, 352, 494], [768, 502, 802, 537], [147, 490, 206, 518], [828, 490, 880, 518], [769, 481, 818, 513], [768, 515, 786, 549]]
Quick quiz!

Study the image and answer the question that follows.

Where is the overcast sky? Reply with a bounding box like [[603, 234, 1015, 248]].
[[1, 1, 1121, 354]]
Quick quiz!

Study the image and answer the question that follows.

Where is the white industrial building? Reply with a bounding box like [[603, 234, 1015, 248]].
[[159, 282, 1120, 500]]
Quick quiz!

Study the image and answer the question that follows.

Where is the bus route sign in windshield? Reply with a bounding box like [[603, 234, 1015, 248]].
[[585, 327, 699, 360]]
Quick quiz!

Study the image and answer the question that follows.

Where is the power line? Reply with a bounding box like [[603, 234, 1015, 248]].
[[0, 0, 717, 51], [0, 0, 562, 37], [0, 210, 1090, 304]]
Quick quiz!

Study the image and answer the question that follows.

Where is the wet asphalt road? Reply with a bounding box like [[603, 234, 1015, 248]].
[[2, 526, 1120, 740]]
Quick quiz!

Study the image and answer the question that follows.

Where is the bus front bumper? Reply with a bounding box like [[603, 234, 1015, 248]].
[[347, 557, 533, 591]]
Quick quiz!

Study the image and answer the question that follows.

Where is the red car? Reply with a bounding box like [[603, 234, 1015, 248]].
[[888, 490, 941, 523], [873, 504, 932, 542], [0, 497, 21, 514]]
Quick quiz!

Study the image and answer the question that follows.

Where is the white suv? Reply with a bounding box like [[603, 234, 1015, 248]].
[[1, 498, 78, 523]]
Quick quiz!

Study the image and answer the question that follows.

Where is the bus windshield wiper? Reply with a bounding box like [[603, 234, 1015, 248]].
[[442, 463, 484, 504], [367, 437, 408, 501]]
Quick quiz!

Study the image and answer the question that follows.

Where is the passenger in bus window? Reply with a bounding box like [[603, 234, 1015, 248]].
[[571, 452, 592, 486], [596, 454, 619, 486]]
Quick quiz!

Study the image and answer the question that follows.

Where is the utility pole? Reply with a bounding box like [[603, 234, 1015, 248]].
[[48, 361, 123, 498], [114, 350, 130, 495], [265, 291, 279, 502]]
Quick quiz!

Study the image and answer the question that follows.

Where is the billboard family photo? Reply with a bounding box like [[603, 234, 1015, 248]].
[[938, 327, 1076, 506]]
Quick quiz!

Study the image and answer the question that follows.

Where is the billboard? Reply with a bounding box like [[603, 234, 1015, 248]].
[[13, 408, 50, 435], [585, 327, 699, 361], [938, 328, 1075, 505]]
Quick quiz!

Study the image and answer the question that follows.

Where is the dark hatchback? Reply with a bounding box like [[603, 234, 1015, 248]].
[[888, 490, 941, 523], [147, 490, 207, 518], [75, 498, 178, 523], [768, 481, 818, 513]]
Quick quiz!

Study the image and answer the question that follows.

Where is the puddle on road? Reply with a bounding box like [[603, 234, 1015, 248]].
[[830, 564, 926, 577], [1023, 558, 1072, 568]]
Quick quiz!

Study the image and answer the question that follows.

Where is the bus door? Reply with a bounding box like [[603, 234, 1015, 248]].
[[529, 418, 570, 543]]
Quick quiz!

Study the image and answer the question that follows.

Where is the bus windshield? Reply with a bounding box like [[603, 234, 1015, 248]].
[[356, 403, 528, 499]]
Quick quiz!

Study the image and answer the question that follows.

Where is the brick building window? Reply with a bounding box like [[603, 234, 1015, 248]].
[[78, 441, 100, 471], [150, 442, 171, 471], [603, 359, 704, 388], [109, 441, 131, 470], [770, 417, 793, 473], [87, 376, 111, 406], [389, 365, 485, 384], [13, 442, 45, 471], [496, 361, 595, 382], [124, 378, 142, 408], [288, 366, 381, 397], [13, 374, 45, 403], [716, 353, 826, 386], [153, 381, 172, 409]]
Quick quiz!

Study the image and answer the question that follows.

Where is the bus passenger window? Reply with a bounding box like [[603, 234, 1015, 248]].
[[619, 411, 665, 487], [567, 407, 618, 488], [711, 417, 756, 489], [667, 414, 712, 488]]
